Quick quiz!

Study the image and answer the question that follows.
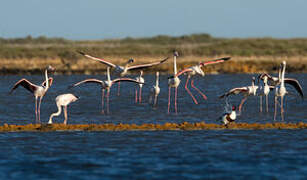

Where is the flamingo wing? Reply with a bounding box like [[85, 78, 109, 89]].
[[284, 78, 304, 98], [77, 51, 116, 68], [70, 79, 104, 88], [199, 57, 231, 67], [127, 57, 169, 71], [9, 78, 38, 94], [112, 78, 144, 84], [168, 68, 194, 79], [41, 77, 54, 87], [219, 87, 249, 99]]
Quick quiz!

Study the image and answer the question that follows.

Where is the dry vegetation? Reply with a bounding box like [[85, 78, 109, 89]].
[[1, 34, 307, 74]]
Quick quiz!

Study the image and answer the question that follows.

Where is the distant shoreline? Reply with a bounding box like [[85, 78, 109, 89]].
[[1, 56, 306, 75]]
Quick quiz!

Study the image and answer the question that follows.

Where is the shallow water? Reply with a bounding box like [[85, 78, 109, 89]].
[[0, 74, 306, 179]]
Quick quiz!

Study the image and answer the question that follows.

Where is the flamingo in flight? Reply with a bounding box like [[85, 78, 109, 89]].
[[149, 71, 160, 107], [168, 50, 181, 114], [219, 77, 259, 114], [168, 57, 231, 104], [274, 61, 304, 121], [77, 51, 168, 96], [48, 93, 79, 125], [9, 65, 55, 123], [135, 70, 145, 103], [70, 67, 143, 114]]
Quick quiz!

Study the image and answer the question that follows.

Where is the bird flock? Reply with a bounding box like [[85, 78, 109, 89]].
[[9, 51, 304, 125]]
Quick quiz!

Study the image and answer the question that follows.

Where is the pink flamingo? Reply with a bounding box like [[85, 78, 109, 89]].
[[77, 51, 168, 96], [70, 67, 143, 114], [169, 57, 231, 104], [219, 77, 259, 114], [135, 70, 145, 103], [48, 93, 79, 125], [168, 51, 181, 114], [9, 65, 55, 123]]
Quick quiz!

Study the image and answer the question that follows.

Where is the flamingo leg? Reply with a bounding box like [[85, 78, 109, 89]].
[[259, 96, 262, 112], [185, 76, 198, 104], [35, 96, 38, 124], [153, 95, 158, 107], [281, 96, 284, 121], [168, 87, 171, 114], [274, 96, 278, 121], [38, 97, 43, 124], [63, 105, 68, 125], [238, 96, 247, 114], [101, 89, 105, 114], [139, 86, 142, 103], [117, 82, 120, 96], [135, 88, 138, 103], [265, 95, 269, 113], [191, 79, 207, 100], [107, 89, 110, 114], [175, 87, 178, 114]]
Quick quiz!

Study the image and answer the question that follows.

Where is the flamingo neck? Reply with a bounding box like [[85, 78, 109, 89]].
[[155, 73, 159, 86], [45, 69, 49, 88], [281, 63, 286, 87], [48, 103, 62, 124], [107, 67, 111, 83], [173, 56, 177, 75]]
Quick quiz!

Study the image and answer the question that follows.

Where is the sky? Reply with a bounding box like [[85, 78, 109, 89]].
[[1, 0, 307, 40]]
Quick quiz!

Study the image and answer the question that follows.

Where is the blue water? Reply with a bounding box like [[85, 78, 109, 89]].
[[0, 74, 306, 179]]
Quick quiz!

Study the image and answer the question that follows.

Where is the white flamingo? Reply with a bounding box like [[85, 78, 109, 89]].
[[48, 93, 79, 125], [219, 77, 259, 114], [257, 75, 274, 113], [70, 67, 142, 114], [77, 51, 168, 96], [149, 71, 160, 107], [9, 65, 55, 123], [168, 51, 181, 114], [170, 57, 231, 104], [135, 70, 145, 103]]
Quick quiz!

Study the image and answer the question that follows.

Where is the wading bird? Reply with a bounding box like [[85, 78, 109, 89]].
[[77, 51, 168, 96], [9, 65, 55, 123], [274, 61, 304, 121], [168, 51, 181, 114], [135, 71, 145, 103], [219, 77, 259, 114], [149, 72, 160, 107], [70, 67, 143, 114], [257, 75, 274, 113], [48, 93, 79, 125], [220, 105, 236, 125], [169, 57, 231, 104]]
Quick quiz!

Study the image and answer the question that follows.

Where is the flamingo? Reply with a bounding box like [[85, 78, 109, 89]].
[[257, 73, 303, 98], [219, 77, 259, 114], [257, 75, 274, 113], [220, 105, 236, 125], [77, 51, 168, 96], [169, 57, 231, 104], [9, 65, 55, 123], [168, 51, 181, 114], [135, 70, 145, 103], [274, 61, 304, 121], [70, 67, 143, 114], [48, 93, 79, 125], [149, 71, 160, 107]]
